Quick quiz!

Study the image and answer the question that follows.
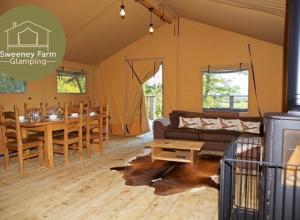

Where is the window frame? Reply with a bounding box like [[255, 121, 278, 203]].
[[201, 68, 250, 113], [56, 70, 87, 94], [0, 72, 27, 94]]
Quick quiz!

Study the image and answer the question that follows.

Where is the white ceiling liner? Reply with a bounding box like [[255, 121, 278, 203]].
[[210, 0, 286, 18]]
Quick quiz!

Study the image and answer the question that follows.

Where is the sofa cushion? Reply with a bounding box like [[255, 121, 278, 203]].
[[178, 117, 202, 129], [169, 111, 186, 128], [240, 121, 261, 134], [220, 118, 241, 131], [185, 111, 204, 118], [240, 117, 262, 122], [201, 118, 222, 130], [169, 110, 203, 128], [199, 129, 239, 142], [202, 141, 229, 151], [240, 117, 263, 135], [203, 111, 239, 119], [164, 127, 200, 141], [199, 129, 241, 135]]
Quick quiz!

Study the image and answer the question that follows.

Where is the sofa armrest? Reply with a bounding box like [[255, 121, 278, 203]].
[[153, 118, 171, 139]]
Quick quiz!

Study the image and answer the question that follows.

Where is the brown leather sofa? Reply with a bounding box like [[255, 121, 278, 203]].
[[153, 110, 263, 152]]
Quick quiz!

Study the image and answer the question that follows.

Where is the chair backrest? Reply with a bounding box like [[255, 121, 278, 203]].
[[0, 106, 22, 147], [85, 105, 91, 131], [70, 100, 89, 109], [88, 105, 103, 133], [88, 99, 92, 108], [101, 104, 109, 126], [63, 103, 83, 135], [87, 99, 99, 109], [24, 103, 43, 118], [45, 102, 63, 116]]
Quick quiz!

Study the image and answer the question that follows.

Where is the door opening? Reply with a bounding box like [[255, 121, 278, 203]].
[[143, 64, 163, 129]]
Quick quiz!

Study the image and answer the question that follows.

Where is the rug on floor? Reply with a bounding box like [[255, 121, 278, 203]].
[[111, 153, 221, 196]]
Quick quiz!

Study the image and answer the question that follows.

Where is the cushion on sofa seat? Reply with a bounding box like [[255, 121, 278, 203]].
[[202, 141, 229, 151], [198, 129, 241, 135], [164, 127, 200, 140], [199, 130, 239, 143], [169, 110, 203, 128]]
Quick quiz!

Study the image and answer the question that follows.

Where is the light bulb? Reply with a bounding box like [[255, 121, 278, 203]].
[[149, 24, 154, 34], [120, 5, 126, 18]]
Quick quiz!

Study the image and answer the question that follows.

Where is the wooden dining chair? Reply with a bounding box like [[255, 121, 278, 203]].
[[45, 102, 63, 116], [88, 99, 92, 108], [70, 101, 89, 109], [101, 104, 109, 144], [84, 105, 103, 156], [23, 103, 45, 139], [0, 106, 43, 174], [83, 106, 91, 158], [24, 103, 44, 118], [52, 103, 83, 164]]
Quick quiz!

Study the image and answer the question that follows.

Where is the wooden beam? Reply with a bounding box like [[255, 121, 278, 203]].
[[135, 0, 173, 24]]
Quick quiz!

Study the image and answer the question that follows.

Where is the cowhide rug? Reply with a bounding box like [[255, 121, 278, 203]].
[[111, 152, 221, 196]]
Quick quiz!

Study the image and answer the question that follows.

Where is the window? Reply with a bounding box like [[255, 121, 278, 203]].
[[202, 69, 249, 112], [56, 70, 86, 94], [0, 71, 26, 93]]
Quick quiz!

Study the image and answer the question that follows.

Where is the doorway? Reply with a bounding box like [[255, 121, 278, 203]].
[[143, 64, 163, 129]]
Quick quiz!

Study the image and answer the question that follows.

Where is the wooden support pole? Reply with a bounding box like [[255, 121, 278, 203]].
[[135, 0, 173, 24]]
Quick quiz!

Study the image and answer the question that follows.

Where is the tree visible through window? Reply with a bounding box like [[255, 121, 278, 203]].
[[144, 64, 163, 120], [57, 71, 86, 94], [202, 70, 248, 112], [0, 71, 26, 93]]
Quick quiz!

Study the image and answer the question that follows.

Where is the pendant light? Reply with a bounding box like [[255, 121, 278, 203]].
[[149, 8, 154, 34], [120, 0, 126, 19]]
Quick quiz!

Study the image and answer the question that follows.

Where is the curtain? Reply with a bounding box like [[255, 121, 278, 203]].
[[124, 59, 162, 135]]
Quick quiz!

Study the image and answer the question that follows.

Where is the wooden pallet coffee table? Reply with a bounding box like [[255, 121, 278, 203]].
[[147, 139, 205, 166]]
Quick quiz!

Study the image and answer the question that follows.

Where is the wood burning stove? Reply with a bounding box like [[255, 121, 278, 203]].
[[264, 113, 300, 164], [257, 0, 300, 216], [220, 0, 300, 218], [262, 0, 300, 217], [263, 114, 300, 220]]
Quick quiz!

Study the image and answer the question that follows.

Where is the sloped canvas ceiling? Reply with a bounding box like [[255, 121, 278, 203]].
[[166, 0, 285, 45], [210, 0, 285, 18], [1, 0, 166, 64], [1, 0, 286, 65]]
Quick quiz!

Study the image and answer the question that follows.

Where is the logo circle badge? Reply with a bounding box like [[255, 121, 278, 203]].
[[0, 6, 66, 80]]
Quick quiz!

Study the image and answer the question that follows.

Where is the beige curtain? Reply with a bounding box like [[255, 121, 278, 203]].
[[124, 59, 162, 135]]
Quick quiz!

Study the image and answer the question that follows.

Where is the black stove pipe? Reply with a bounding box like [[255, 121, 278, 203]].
[[286, 0, 300, 112]]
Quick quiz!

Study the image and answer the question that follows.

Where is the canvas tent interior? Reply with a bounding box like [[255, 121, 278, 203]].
[[0, 0, 284, 140]]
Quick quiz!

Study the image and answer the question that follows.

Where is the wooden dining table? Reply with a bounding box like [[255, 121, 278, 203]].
[[20, 115, 102, 168]]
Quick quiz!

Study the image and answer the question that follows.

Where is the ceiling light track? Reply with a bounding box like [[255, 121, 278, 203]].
[[135, 0, 173, 24]]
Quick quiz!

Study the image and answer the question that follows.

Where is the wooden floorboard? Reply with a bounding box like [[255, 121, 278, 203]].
[[0, 134, 218, 220]]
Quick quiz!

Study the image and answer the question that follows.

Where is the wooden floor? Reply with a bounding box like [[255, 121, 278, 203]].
[[0, 134, 218, 220]]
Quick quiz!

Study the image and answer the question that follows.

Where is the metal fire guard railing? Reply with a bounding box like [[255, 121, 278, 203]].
[[220, 137, 300, 220]]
